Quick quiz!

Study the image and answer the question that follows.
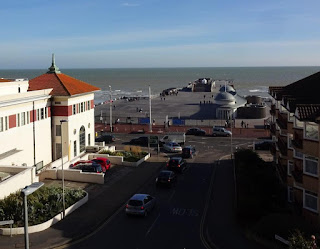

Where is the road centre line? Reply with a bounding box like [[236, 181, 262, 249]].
[[145, 214, 160, 238]]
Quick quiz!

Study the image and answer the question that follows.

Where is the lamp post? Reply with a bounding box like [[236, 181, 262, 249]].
[[149, 85, 152, 132], [21, 182, 44, 249], [109, 85, 113, 132], [230, 118, 233, 159], [60, 119, 68, 218]]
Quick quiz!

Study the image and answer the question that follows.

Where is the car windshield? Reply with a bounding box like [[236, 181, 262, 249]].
[[159, 171, 171, 177], [171, 143, 179, 147], [128, 200, 143, 206]]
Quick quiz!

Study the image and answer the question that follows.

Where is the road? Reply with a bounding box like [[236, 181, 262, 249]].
[[66, 134, 256, 249]]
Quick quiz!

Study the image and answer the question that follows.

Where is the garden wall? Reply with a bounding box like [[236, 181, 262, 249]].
[[0, 166, 37, 199]]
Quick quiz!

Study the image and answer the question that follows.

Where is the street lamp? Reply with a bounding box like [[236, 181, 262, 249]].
[[109, 85, 113, 132], [60, 119, 68, 218], [21, 182, 44, 249], [149, 85, 152, 132]]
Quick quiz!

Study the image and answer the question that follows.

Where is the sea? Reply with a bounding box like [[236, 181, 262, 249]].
[[1, 67, 319, 104]]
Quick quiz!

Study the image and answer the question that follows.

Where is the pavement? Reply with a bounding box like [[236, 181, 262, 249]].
[[0, 90, 271, 248]]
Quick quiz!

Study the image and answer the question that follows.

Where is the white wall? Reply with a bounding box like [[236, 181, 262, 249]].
[[0, 97, 52, 167], [0, 166, 36, 199]]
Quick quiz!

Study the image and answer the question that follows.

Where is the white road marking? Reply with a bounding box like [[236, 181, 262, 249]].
[[168, 190, 176, 201], [145, 214, 160, 237]]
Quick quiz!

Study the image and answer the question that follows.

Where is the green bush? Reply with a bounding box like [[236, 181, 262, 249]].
[[0, 186, 85, 227]]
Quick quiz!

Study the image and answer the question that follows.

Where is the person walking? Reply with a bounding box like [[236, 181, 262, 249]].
[[241, 120, 244, 128]]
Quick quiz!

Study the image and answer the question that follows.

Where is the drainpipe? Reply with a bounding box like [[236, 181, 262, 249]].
[[32, 101, 36, 182]]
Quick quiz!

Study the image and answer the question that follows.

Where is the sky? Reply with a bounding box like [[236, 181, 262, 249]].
[[1, 0, 320, 69]]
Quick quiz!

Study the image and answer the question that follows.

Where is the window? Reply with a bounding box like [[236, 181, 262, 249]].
[[73, 104, 76, 115], [17, 113, 20, 127], [87, 101, 90, 110], [88, 134, 91, 146], [79, 126, 86, 152], [21, 112, 25, 126], [294, 117, 304, 128], [304, 155, 318, 176], [5, 117, 8, 130], [56, 125, 61, 136], [27, 112, 30, 124], [41, 108, 44, 120], [288, 134, 293, 149], [305, 122, 319, 140], [288, 187, 294, 203], [294, 150, 303, 159], [304, 190, 318, 212], [74, 141, 77, 157], [45, 107, 48, 118], [0, 117, 3, 132], [37, 109, 40, 121], [288, 113, 294, 122], [56, 143, 62, 159], [288, 161, 293, 176], [81, 102, 84, 112]]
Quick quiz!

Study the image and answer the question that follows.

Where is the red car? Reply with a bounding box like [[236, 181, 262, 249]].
[[70, 157, 111, 173], [92, 157, 111, 172]]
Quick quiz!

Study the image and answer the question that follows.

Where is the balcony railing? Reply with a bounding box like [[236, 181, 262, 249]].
[[270, 104, 276, 115], [276, 113, 288, 130], [292, 169, 303, 183], [277, 138, 287, 156], [270, 123, 277, 135], [292, 132, 303, 149]]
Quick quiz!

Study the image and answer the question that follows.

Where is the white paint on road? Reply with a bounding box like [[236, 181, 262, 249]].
[[171, 208, 199, 217], [145, 214, 160, 238]]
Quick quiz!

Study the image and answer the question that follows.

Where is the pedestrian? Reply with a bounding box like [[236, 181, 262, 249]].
[[245, 123, 248, 128], [164, 97, 165, 101], [200, 101, 202, 105], [225, 120, 228, 127], [203, 95, 206, 99], [241, 120, 244, 128], [113, 105, 116, 110]]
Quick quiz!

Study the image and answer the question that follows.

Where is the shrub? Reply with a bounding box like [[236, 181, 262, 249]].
[[0, 186, 85, 226], [99, 150, 148, 162]]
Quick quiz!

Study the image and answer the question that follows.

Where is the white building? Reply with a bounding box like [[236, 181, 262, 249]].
[[0, 55, 100, 172]]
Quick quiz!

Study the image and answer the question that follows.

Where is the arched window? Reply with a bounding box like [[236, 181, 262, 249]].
[[79, 126, 86, 152]]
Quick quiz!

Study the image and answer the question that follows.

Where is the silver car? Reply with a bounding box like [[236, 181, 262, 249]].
[[212, 127, 232, 137], [163, 142, 182, 152], [125, 194, 156, 217]]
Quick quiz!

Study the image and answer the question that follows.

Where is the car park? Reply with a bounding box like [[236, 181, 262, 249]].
[[72, 162, 103, 173], [129, 136, 149, 146], [212, 126, 232, 137], [254, 140, 274, 150], [182, 146, 197, 158], [166, 157, 187, 172], [163, 142, 182, 152], [95, 134, 115, 144], [156, 170, 177, 187], [186, 127, 206, 136], [125, 194, 156, 217]]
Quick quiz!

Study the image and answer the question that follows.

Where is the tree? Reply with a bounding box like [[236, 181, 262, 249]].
[[289, 229, 314, 249]]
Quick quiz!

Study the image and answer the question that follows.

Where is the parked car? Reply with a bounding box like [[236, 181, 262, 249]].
[[129, 136, 149, 146], [72, 162, 103, 173], [92, 157, 111, 172], [163, 142, 182, 152], [254, 140, 274, 150], [212, 126, 232, 137], [182, 146, 197, 158], [156, 170, 177, 187], [186, 127, 206, 136], [125, 194, 156, 217], [166, 157, 187, 172], [71, 160, 92, 168], [159, 132, 185, 145], [95, 134, 115, 143]]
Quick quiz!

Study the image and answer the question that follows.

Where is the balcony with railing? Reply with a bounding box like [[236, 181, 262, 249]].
[[270, 123, 277, 135], [292, 162, 303, 184], [277, 137, 288, 156], [292, 130, 303, 150], [270, 104, 276, 115], [276, 113, 288, 130]]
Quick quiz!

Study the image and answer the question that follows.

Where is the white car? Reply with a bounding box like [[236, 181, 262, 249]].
[[163, 142, 182, 152]]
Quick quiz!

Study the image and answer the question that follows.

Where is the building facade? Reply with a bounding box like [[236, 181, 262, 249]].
[[269, 72, 320, 225], [0, 55, 100, 171]]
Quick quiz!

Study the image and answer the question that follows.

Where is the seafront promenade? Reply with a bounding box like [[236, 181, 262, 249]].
[[94, 91, 271, 138]]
